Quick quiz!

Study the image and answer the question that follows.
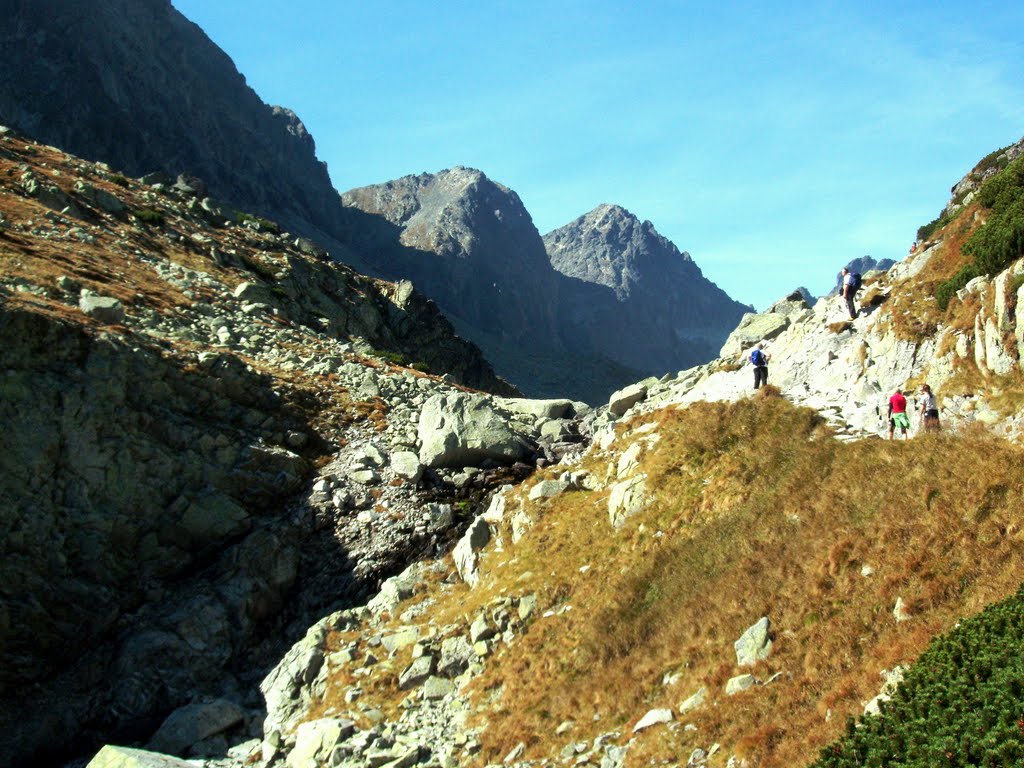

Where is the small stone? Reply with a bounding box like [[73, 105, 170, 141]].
[[469, 613, 495, 644], [734, 616, 772, 666], [518, 593, 537, 622], [528, 479, 570, 501], [633, 708, 673, 733], [725, 674, 757, 696], [678, 686, 707, 715], [503, 742, 526, 763], [79, 293, 125, 324], [350, 468, 380, 485], [893, 597, 911, 622]]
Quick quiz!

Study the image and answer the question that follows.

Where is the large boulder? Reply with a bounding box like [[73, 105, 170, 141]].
[[147, 698, 245, 756], [719, 312, 789, 359], [417, 392, 533, 468], [734, 617, 773, 666]]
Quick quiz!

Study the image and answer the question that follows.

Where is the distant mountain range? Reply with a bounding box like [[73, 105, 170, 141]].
[[0, 0, 750, 402]]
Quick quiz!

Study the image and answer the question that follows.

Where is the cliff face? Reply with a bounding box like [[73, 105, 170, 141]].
[[544, 204, 752, 375], [0, 0, 344, 237]]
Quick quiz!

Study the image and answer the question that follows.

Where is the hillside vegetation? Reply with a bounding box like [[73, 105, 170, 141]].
[[364, 393, 1024, 766], [811, 583, 1024, 767]]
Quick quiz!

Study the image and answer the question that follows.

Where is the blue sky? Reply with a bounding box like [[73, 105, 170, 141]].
[[173, 1, 1024, 308]]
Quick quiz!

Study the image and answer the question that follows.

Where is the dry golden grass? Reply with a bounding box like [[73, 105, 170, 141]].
[[420, 396, 1024, 767]]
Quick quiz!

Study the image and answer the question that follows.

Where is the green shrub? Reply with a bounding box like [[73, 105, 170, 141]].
[[410, 361, 431, 374], [134, 208, 164, 226], [974, 145, 1013, 178], [811, 583, 1024, 767], [935, 155, 1024, 310], [110, 173, 130, 188], [377, 350, 408, 367], [917, 210, 952, 243]]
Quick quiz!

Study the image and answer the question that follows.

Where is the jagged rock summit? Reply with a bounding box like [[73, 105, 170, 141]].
[[342, 167, 562, 346], [545, 203, 696, 301], [544, 203, 751, 376]]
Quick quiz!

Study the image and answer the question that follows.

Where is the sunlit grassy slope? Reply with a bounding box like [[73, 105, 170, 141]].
[[405, 392, 1024, 766]]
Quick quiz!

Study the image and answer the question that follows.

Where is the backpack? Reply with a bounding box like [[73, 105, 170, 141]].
[[849, 272, 863, 292], [750, 348, 766, 366]]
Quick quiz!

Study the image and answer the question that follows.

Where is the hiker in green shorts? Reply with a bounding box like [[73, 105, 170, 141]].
[[887, 387, 909, 440]]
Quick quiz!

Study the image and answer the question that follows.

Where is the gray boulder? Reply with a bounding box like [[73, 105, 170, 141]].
[[453, 516, 491, 586], [79, 293, 126, 324], [494, 397, 575, 420], [633, 708, 673, 733], [398, 655, 436, 690], [608, 474, 649, 528], [608, 383, 647, 417], [147, 698, 245, 756], [261, 613, 340, 737], [719, 312, 789, 359], [438, 636, 475, 677], [417, 392, 532, 468], [286, 718, 355, 768], [725, 674, 757, 695], [734, 617, 772, 666]]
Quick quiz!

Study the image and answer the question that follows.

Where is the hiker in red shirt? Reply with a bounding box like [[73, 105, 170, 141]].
[[887, 388, 909, 440]]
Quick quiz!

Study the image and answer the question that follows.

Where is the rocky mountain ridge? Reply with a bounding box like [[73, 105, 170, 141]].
[[342, 171, 749, 401], [199, 133, 1024, 768], [1, 2, 751, 403], [0, 0, 345, 240]]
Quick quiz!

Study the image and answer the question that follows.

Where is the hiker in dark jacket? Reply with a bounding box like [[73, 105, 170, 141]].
[[750, 342, 770, 390]]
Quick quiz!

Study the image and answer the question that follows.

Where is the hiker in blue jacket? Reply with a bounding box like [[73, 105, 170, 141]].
[[750, 342, 770, 390]]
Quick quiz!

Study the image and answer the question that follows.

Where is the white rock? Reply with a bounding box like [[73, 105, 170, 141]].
[[608, 474, 649, 528], [725, 674, 757, 696], [893, 597, 911, 622], [632, 708, 673, 733], [453, 517, 491, 586]]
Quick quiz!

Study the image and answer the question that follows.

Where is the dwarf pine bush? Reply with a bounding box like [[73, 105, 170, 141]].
[[811, 583, 1024, 767], [936, 155, 1024, 310]]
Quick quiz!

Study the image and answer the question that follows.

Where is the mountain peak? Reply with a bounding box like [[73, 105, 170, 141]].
[[544, 205, 694, 299]]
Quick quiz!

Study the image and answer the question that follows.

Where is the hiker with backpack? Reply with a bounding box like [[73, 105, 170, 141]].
[[887, 387, 910, 440], [750, 342, 771, 390], [841, 267, 861, 319], [919, 384, 940, 431]]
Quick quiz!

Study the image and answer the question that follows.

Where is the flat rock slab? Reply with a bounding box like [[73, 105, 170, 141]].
[[633, 708, 673, 733], [608, 383, 648, 417], [86, 745, 196, 768]]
